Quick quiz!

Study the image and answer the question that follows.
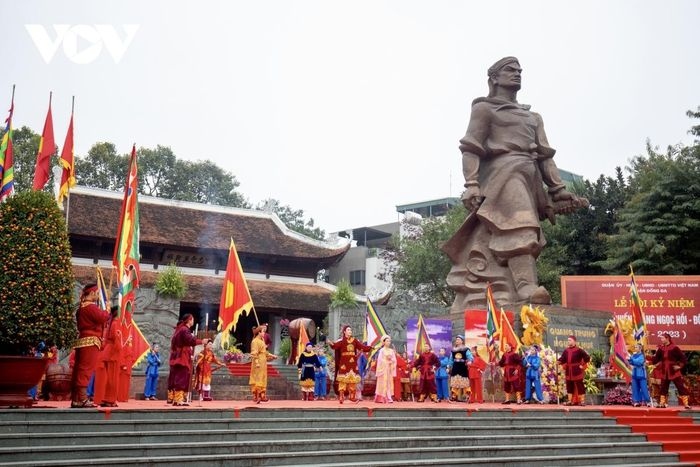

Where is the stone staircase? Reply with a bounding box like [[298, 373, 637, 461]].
[[0, 407, 695, 466]]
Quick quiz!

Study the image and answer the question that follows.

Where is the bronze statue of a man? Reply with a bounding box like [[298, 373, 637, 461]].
[[442, 56, 587, 310]]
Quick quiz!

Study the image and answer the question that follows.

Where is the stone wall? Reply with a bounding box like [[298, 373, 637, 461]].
[[329, 295, 449, 353], [329, 298, 612, 357]]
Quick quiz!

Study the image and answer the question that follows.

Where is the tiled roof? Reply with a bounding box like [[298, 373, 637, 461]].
[[67, 187, 349, 261], [73, 265, 332, 313]]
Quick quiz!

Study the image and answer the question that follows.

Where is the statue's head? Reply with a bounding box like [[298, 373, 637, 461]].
[[487, 56, 521, 97]]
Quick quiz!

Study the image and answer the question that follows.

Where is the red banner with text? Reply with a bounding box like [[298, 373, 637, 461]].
[[561, 275, 700, 350]]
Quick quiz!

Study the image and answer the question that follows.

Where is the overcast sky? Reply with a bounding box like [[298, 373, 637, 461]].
[[5, 1, 699, 234]]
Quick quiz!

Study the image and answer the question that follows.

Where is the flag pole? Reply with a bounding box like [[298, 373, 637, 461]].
[[187, 323, 199, 404]]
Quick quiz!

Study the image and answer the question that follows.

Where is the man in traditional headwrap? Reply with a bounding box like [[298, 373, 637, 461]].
[[70, 284, 110, 408], [652, 333, 691, 409], [329, 325, 372, 403], [413, 344, 440, 403], [558, 335, 590, 406], [168, 314, 208, 406], [499, 342, 523, 404], [444, 56, 586, 307]]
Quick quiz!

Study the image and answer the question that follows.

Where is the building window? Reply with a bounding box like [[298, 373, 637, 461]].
[[349, 270, 365, 286]]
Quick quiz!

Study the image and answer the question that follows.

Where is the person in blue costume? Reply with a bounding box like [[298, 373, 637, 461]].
[[435, 348, 450, 402], [314, 346, 328, 400], [628, 343, 652, 407], [523, 345, 544, 404], [143, 344, 161, 400]]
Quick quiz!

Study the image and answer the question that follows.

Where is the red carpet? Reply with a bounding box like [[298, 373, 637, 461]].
[[603, 407, 700, 465], [225, 362, 280, 377]]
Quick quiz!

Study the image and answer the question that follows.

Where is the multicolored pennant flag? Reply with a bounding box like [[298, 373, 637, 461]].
[[485, 283, 501, 362], [113, 144, 141, 348], [413, 314, 433, 358], [217, 237, 254, 347], [364, 298, 389, 367], [57, 98, 76, 203], [130, 320, 151, 367], [629, 266, 647, 344], [0, 86, 16, 202], [498, 308, 522, 354], [32, 92, 55, 191], [364, 298, 388, 349], [610, 317, 632, 383], [295, 321, 312, 364]]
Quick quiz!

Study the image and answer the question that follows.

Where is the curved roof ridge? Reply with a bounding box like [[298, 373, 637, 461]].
[[71, 185, 350, 251]]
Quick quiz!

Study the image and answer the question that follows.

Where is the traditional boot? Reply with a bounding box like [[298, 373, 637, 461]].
[[509, 254, 551, 304], [680, 395, 691, 409], [259, 391, 269, 402], [308, 393, 314, 401], [252, 389, 260, 404], [166, 390, 174, 404], [173, 390, 189, 406], [203, 390, 212, 402], [658, 395, 668, 408], [302, 392, 308, 401], [339, 391, 344, 404], [450, 388, 459, 402]]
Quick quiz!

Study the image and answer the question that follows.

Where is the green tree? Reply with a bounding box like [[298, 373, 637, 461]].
[[138, 145, 176, 197], [154, 262, 188, 300], [75, 142, 127, 191], [75, 144, 249, 208], [256, 198, 325, 240], [0, 191, 77, 354], [537, 170, 629, 302], [598, 139, 700, 274], [330, 278, 359, 308], [163, 159, 248, 207], [379, 204, 467, 306]]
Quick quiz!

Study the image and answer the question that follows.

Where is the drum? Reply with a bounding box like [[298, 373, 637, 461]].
[[410, 370, 421, 397], [361, 369, 377, 397], [44, 363, 72, 401]]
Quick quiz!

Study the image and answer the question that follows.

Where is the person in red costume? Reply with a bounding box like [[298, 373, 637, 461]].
[[652, 333, 691, 409], [70, 284, 110, 408], [557, 335, 590, 406], [498, 342, 523, 404], [329, 325, 372, 403], [168, 314, 208, 406], [93, 306, 122, 407], [469, 346, 487, 403], [413, 344, 440, 403], [394, 352, 408, 402], [117, 336, 134, 402]]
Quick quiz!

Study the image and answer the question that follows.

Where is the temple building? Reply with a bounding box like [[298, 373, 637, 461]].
[[67, 186, 350, 353]]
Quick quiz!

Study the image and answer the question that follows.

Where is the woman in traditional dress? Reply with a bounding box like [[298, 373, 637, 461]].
[[374, 335, 397, 403]]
